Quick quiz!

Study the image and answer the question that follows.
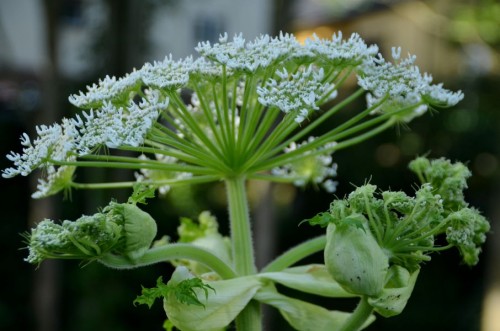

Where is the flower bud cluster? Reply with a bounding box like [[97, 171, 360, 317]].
[[25, 200, 157, 265], [307, 157, 489, 313]]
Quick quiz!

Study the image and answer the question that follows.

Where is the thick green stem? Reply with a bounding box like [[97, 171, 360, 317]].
[[98, 243, 236, 279], [225, 177, 261, 331], [338, 296, 373, 331], [225, 177, 257, 275], [262, 235, 326, 273]]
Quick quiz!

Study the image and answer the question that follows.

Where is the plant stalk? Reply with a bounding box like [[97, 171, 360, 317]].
[[338, 296, 373, 331], [225, 176, 261, 331]]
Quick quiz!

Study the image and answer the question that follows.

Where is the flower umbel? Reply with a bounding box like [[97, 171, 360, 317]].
[[3, 32, 462, 197]]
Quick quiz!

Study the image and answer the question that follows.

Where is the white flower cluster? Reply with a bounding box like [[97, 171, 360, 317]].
[[3, 91, 166, 198], [4, 31, 464, 197], [357, 47, 464, 121], [257, 66, 336, 123], [68, 71, 142, 109], [195, 32, 301, 73], [32, 163, 76, 199], [305, 32, 379, 67], [140, 55, 193, 90], [272, 137, 338, 192], [74, 90, 167, 154], [3, 118, 79, 178]]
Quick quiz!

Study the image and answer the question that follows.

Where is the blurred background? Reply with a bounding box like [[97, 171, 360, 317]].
[[0, 0, 499, 330]]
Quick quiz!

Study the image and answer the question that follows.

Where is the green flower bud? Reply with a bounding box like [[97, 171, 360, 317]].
[[105, 202, 158, 260], [25, 201, 157, 264], [324, 214, 389, 297]]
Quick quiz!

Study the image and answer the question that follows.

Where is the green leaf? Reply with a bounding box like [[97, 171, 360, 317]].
[[324, 221, 389, 297], [134, 275, 214, 309], [301, 212, 333, 227], [134, 276, 170, 309], [173, 278, 215, 307], [128, 183, 156, 205]]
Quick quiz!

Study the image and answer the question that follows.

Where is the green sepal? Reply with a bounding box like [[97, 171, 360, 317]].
[[367, 265, 420, 317]]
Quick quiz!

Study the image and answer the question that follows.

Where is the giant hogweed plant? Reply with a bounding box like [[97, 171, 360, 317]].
[[4, 32, 489, 331]]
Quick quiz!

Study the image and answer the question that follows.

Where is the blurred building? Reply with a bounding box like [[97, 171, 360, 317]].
[[0, 0, 272, 79]]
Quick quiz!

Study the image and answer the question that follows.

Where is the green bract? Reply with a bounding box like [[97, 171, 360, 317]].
[[254, 285, 375, 331], [367, 266, 420, 317], [163, 267, 262, 331], [105, 202, 158, 260], [324, 215, 389, 296]]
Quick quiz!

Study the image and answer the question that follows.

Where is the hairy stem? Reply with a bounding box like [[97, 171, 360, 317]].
[[262, 235, 327, 273], [338, 296, 373, 331], [98, 243, 236, 279], [225, 176, 261, 331]]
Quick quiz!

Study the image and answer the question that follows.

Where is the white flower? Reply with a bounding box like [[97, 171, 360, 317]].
[[140, 55, 193, 89], [305, 32, 379, 67], [195, 32, 301, 73], [2, 118, 79, 178], [191, 57, 226, 78], [68, 70, 142, 109], [257, 66, 336, 123], [357, 51, 464, 120], [75, 90, 167, 154]]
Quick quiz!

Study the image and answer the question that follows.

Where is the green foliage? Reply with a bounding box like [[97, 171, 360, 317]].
[[128, 183, 156, 205], [134, 276, 215, 309], [177, 211, 219, 243]]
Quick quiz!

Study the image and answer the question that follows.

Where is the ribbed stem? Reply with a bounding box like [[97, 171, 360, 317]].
[[225, 176, 261, 331]]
